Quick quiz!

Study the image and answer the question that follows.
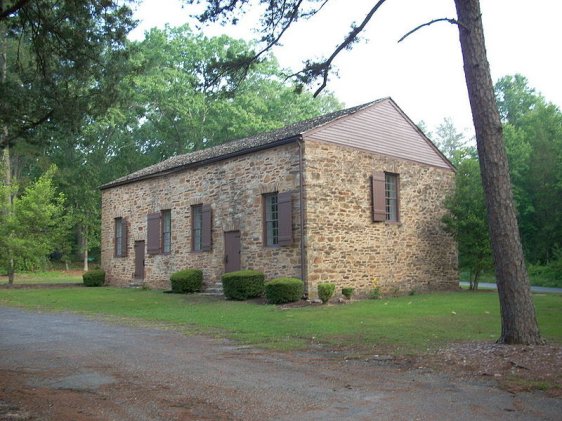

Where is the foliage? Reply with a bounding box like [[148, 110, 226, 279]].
[[170, 269, 203, 293], [0, 0, 136, 150], [0, 165, 71, 282], [443, 148, 492, 290], [82, 269, 105, 287], [0, 288, 560, 353], [433, 117, 466, 161], [495, 75, 562, 264], [317, 283, 336, 304], [368, 287, 381, 300], [221, 270, 265, 300], [341, 287, 354, 299], [528, 250, 562, 288], [264, 277, 304, 304]]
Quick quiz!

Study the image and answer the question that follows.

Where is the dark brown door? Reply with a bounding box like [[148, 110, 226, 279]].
[[224, 231, 241, 273], [134, 240, 145, 280]]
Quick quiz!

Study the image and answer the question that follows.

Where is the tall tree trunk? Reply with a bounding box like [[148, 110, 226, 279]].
[[454, 0, 541, 344], [83, 227, 89, 272], [1, 2, 14, 286]]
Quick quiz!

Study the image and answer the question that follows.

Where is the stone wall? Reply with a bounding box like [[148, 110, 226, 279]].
[[101, 143, 303, 289], [303, 139, 458, 298]]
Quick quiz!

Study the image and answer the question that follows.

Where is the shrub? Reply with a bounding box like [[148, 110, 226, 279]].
[[265, 277, 304, 304], [83, 269, 105, 287], [222, 270, 265, 300], [170, 269, 203, 293], [369, 286, 381, 299], [317, 282, 336, 304], [341, 287, 354, 299]]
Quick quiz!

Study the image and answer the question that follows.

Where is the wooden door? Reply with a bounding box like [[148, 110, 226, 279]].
[[224, 231, 241, 273], [134, 240, 145, 280]]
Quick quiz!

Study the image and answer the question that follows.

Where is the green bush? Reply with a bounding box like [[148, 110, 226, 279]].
[[265, 277, 304, 304], [222, 270, 265, 300], [82, 269, 105, 287], [341, 287, 354, 299], [170, 269, 203, 293], [369, 286, 381, 299], [318, 282, 336, 304]]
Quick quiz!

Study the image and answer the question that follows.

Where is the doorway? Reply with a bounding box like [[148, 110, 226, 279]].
[[134, 240, 145, 280], [224, 231, 241, 273]]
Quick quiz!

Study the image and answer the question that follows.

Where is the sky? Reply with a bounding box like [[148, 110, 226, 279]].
[[129, 0, 562, 137]]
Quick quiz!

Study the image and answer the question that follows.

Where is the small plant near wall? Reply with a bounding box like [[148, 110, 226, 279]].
[[341, 287, 354, 300], [83, 270, 105, 287], [170, 269, 203, 293], [222, 270, 265, 300], [265, 277, 304, 304], [369, 277, 382, 299], [317, 283, 336, 304]]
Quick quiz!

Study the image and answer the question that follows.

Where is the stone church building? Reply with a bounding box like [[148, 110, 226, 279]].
[[100, 98, 458, 297]]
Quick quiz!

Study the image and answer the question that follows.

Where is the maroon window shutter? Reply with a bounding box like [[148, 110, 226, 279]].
[[122, 219, 128, 257], [114, 219, 119, 257], [372, 171, 386, 222], [277, 192, 293, 246], [201, 204, 212, 251], [147, 212, 162, 254]]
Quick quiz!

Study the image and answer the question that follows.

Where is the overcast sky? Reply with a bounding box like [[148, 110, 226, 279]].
[[130, 0, 562, 136]]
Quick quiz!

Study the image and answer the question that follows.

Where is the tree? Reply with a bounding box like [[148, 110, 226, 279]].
[[495, 75, 562, 265], [0, 0, 136, 150], [443, 148, 491, 290], [434, 117, 466, 161], [0, 165, 70, 285], [186, 0, 542, 344]]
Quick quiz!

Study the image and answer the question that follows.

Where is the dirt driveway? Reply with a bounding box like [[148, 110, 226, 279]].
[[0, 306, 560, 420]]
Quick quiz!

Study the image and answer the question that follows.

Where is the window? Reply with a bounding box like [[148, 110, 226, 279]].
[[147, 210, 172, 255], [114, 217, 127, 257], [192, 205, 202, 251], [162, 210, 171, 254], [372, 171, 400, 222], [264, 193, 279, 246], [263, 192, 293, 247], [192, 204, 212, 252], [385, 173, 399, 222]]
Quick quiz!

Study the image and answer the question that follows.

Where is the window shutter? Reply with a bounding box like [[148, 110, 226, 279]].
[[121, 219, 128, 257], [114, 220, 119, 257], [372, 171, 386, 222], [147, 212, 162, 254], [278, 192, 293, 246], [201, 204, 212, 251]]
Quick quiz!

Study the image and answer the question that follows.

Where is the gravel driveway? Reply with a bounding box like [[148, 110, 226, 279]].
[[0, 306, 560, 420]]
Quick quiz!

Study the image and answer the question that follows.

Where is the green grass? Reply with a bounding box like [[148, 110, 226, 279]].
[[0, 271, 83, 285], [0, 288, 560, 353]]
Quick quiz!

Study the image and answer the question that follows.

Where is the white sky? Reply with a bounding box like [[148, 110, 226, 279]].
[[129, 0, 562, 136]]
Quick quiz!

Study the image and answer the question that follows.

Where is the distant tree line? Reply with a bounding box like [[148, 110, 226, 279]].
[[440, 75, 562, 289]]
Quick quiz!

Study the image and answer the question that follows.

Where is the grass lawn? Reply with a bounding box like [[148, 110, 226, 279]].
[[0, 288, 560, 353], [0, 271, 83, 285]]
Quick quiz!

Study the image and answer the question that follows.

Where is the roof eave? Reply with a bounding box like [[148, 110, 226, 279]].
[[100, 134, 303, 191]]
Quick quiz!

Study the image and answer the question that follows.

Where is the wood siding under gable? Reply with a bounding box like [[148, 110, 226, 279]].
[[303, 99, 452, 170]]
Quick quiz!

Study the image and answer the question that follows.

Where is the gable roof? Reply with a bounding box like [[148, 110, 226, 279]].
[[101, 97, 452, 190]]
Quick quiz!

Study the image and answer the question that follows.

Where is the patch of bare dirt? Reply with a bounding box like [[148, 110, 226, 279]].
[[418, 342, 562, 396]]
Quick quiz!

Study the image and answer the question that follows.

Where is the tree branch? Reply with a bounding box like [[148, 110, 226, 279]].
[[0, 0, 30, 20], [296, 0, 387, 97], [398, 17, 468, 43]]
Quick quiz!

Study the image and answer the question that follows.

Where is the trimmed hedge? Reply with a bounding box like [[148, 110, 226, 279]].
[[341, 287, 354, 299], [170, 269, 203, 293], [265, 277, 304, 304], [222, 270, 265, 300], [83, 269, 105, 287], [318, 282, 336, 304]]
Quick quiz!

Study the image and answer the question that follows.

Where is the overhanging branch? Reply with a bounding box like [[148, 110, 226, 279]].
[[398, 17, 468, 43], [0, 0, 30, 20]]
